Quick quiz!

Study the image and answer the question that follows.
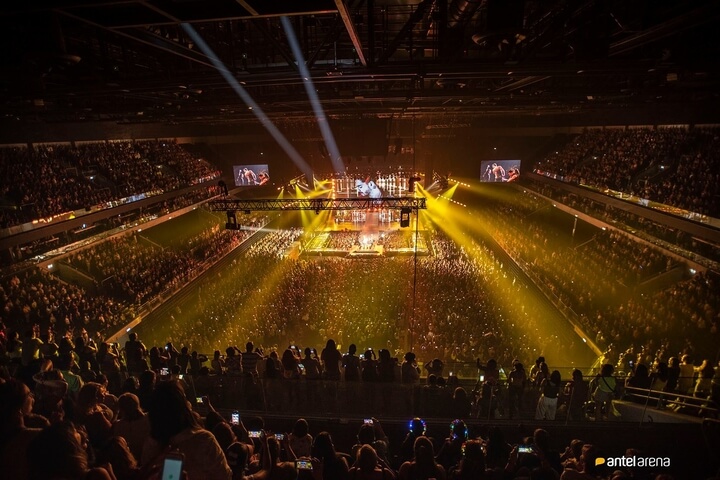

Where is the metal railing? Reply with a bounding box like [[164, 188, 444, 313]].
[[168, 372, 720, 424], [179, 373, 589, 419], [622, 385, 719, 424]]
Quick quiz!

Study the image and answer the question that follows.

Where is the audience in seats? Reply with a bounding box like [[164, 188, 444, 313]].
[[1, 339, 715, 480], [142, 379, 232, 479], [398, 435, 445, 480], [535, 127, 720, 217], [477, 188, 719, 365], [0, 140, 220, 229]]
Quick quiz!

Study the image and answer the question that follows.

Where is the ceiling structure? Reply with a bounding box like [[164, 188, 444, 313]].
[[1, 0, 719, 127]]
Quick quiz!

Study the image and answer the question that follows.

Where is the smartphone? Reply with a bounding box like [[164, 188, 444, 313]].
[[275, 433, 285, 440], [296, 460, 313, 471], [178, 374, 184, 380], [161, 367, 169, 376], [196, 396, 203, 404], [518, 444, 534, 454], [248, 430, 262, 438], [231, 411, 240, 425], [479, 375, 485, 382], [298, 363, 305, 370], [364, 418, 374, 425], [629, 360, 634, 368], [160, 452, 184, 480]]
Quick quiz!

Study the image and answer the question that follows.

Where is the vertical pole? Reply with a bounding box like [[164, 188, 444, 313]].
[[410, 115, 418, 353]]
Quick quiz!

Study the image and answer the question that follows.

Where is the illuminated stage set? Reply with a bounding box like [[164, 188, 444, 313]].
[[302, 171, 429, 258], [223, 169, 430, 258]]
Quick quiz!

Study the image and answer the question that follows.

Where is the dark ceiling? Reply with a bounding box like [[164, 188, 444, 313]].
[[1, 0, 719, 127]]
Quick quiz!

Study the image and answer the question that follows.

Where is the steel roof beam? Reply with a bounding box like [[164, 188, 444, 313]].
[[378, 0, 433, 65], [55, 8, 216, 68], [333, 0, 367, 66]]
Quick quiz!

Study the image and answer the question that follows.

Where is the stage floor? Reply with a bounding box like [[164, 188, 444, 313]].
[[297, 227, 429, 258]]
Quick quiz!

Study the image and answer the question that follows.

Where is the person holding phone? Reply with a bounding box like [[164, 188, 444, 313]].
[[149, 346, 169, 373], [227, 436, 271, 480], [351, 420, 390, 468], [160, 452, 184, 480], [143, 380, 232, 479], [264, 436, 296, 480]]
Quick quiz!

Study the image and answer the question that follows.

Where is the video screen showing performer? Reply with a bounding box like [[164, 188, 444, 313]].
[[233, 164, 270, 186], [480, 160, 521, 183], [354, 177, 383, 199]]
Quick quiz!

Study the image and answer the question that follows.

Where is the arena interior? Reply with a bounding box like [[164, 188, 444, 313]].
[[1, 1, 720, 479]]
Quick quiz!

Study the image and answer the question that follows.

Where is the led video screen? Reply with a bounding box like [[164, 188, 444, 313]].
[[480, 160, 521, 183], [233, 164, 270, 187]]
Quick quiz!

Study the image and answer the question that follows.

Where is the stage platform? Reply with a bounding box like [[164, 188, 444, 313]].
[[347, 245, 384, 257]]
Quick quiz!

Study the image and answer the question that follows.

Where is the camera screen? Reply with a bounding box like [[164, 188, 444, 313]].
[[161, 456, 183, 480], [480, 160, 522, 183], [233, 164, 270, 187]]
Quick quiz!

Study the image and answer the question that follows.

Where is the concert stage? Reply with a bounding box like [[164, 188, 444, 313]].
[[298, 228, 429, 258]]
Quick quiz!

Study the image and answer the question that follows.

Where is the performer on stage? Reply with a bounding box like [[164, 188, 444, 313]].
[[506, 166, 520, 182], [243, 168, 258, 185], [491, 163, 506, 182], [258, 170, 270, 186]]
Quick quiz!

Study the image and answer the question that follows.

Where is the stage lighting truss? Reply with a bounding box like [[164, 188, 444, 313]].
[[209, 197, 427, 212]]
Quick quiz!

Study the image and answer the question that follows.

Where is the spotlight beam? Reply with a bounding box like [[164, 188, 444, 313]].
[[181, 23, 313, 180], [280, 16, 346, 174]]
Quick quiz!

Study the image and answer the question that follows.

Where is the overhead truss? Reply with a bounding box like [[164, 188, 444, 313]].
[[209, 197, 426, 212]]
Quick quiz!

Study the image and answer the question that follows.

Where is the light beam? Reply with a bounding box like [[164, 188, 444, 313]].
[[280, 16, 346, 174], [181, 23, 313, 180]]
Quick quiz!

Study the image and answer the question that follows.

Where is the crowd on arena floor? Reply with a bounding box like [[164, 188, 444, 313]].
[[129, 227, 567, 372], [323, 231, 359, 250], [534, 127, 720, 218], [379, 230, 420, 250], [0, 140, 220, 228]]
